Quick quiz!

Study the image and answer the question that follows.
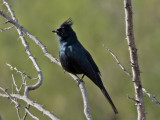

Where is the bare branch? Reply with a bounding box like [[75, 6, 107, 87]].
[[0, 25, 14, 32], [0, 86, 40, 120], [11, 73, 25, 94], [15, 105, 21, 120], [12, 74, 19, 93], [68, 73, 93, 120], [0, 92, 59, 120], [103, 44, 132, 78], [124, 0, 145, 119], [2, 0, 43, 97], [0, 0, 93, 119], [142, 88, 160, 107], [3, 0, 17, 22], [79, 82, 93, 120], [0, 1, 60, 119], [104, 45, 160, 109], [23, 104, 30, 120], [0, 4, 92, 120], [6, 63, 38, 80], [128, 95, 140, 104], [0, 10, 60, 65]]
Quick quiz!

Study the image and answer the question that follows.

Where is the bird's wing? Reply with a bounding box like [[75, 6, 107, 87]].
[[84, 50, 101, 75], [65, 43, 100, 77]]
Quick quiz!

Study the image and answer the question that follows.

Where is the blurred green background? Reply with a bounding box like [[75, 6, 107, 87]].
[[0, 0, 160, 120]]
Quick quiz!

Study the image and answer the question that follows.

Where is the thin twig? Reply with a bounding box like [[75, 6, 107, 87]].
[[0, 10, 60, 65], [142, 88, 160, 107], [11, 73, 25, 93], [0, 25, 14, 32], [23, 104, 30, 120], [12, 74, 19, 93], [128, 95, 140, 104], [103, 44, 132, 78], [15, 105, 21, 120], [6, 63, 38, 80], [0, 86, 39, 120]]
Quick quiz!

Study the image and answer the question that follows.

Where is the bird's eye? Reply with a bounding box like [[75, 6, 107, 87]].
[[60, 28, 65, 33]]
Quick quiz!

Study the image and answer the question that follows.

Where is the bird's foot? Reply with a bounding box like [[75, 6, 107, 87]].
[[77, 79, 84, 86]]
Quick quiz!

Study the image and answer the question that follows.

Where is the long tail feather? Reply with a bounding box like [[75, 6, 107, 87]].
[[100, 87, 118, 114]]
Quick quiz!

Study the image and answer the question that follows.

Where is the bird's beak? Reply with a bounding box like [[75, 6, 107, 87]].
[[52, 30, 57, 33]]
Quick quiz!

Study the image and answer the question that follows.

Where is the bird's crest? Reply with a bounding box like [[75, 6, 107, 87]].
[[61, 18, 73, 27]]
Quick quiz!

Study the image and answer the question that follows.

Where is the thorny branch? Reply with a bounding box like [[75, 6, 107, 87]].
[[103, 1, 160, 118], [104, 44, 160, 108], [128, 95, 140, 104], [124, 0, 146, 119], [0, 0, 92, 120]]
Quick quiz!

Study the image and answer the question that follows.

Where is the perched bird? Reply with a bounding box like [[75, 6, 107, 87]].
[[52, 18, 118, 114]]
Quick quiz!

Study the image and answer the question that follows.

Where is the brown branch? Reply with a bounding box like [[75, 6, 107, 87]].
[[128, 95, 140, 104], [124, 0, 145, 120], [23, 104, 30, 120]]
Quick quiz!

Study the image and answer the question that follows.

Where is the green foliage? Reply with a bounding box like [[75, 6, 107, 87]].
[[0, 0, 160, 119]]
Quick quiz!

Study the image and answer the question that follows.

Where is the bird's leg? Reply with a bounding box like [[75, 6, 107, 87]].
[[81, 74, 85, 81], [77, 74, 85, 86]]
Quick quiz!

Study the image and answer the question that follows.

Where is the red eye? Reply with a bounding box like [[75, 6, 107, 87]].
[[58, 28, 65, 33], [61, 28, 65, 32]]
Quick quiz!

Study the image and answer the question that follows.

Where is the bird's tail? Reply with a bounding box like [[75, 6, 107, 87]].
[[100, 86, 118, 114]]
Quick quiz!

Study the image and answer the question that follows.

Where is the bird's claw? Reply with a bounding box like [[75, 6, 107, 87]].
[[77, 79, 84, 86]]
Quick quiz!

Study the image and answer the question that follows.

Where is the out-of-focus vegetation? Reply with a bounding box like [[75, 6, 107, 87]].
[[0, 0, 160, 119]]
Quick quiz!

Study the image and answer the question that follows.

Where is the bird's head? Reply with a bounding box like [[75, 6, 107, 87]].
[[52, 18, 74, 40]]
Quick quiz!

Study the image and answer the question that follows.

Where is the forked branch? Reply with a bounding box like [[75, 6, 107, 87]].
[[0, 0, 92, 120]]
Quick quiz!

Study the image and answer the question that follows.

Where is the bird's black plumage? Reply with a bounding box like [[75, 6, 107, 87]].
[[52, 18, 118, 114]]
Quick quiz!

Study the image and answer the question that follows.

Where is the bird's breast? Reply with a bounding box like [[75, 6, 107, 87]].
[[59, 45, 82, 74]]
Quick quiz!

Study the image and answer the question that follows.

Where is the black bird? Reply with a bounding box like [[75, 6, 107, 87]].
[[52, 18, 118, 114]]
